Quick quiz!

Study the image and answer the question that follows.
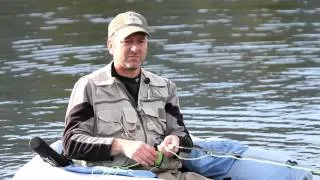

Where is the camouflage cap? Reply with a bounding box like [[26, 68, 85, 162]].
[[108, 11, 150, 40]]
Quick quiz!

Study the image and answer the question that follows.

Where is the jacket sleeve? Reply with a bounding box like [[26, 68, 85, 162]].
[[165, 80, 193, 151], [62, 77, 114, 161]]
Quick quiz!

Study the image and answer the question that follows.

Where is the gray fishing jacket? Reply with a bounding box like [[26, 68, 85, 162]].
[[62, 62, 192, 172]]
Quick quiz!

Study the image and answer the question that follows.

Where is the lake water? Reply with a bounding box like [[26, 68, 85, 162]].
[[1, 0, 320, 179]]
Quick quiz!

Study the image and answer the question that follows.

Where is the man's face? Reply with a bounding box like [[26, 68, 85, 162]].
[[109, 32, 148, 72]]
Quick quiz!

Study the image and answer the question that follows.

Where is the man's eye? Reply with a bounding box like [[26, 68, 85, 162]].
[[123, 40, 132, 44]]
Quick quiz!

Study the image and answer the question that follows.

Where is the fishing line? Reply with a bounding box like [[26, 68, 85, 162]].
[[89, 163, 140, 177], [165, 145, 320, 176]]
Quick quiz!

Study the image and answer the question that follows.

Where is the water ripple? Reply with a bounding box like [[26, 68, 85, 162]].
[[1, 1, 320, 178]]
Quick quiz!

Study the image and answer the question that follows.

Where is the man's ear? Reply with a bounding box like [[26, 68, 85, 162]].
[[107, 38, 114, 55]]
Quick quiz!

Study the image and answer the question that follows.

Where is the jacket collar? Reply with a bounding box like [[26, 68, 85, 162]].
[[90, 62, 113, 86], [91, 62, 166, 87]]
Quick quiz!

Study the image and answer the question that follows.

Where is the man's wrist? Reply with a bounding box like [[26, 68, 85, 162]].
[[111, 138, 125, 156]]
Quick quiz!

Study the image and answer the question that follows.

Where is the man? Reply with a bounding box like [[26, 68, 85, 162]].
[[62, 11, 209, 180]]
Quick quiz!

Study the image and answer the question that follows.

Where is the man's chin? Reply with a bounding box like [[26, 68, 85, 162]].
[[125, 63, 141, 71], [126, 67, 139, 71]]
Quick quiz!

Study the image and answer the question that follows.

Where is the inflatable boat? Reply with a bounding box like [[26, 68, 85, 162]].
[[13, 136, 319, 180]]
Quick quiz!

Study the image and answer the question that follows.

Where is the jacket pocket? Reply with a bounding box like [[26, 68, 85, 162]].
[[122, 108, 138, 132], [143, 107, 166, 135], [96, 109, 122, 136]]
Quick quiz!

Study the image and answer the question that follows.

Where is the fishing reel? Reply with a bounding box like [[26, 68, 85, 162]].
[[153, 144, 178, 168], [154, 151, 165, 168]]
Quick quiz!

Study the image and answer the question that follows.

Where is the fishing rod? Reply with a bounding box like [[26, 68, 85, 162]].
[[166, 144, 320, 176]]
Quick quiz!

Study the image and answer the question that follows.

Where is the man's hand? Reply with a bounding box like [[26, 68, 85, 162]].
[[111, 138, 157, 167], [157, 135, 179, 158]]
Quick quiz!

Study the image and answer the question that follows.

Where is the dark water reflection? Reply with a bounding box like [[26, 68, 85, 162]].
[[1, 0, 320, 178]]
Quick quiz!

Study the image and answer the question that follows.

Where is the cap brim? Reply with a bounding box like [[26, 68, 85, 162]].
[[115, 26, 150, 40]]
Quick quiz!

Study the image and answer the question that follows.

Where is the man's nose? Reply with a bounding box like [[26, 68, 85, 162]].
[[130, 44, 138, 52]]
